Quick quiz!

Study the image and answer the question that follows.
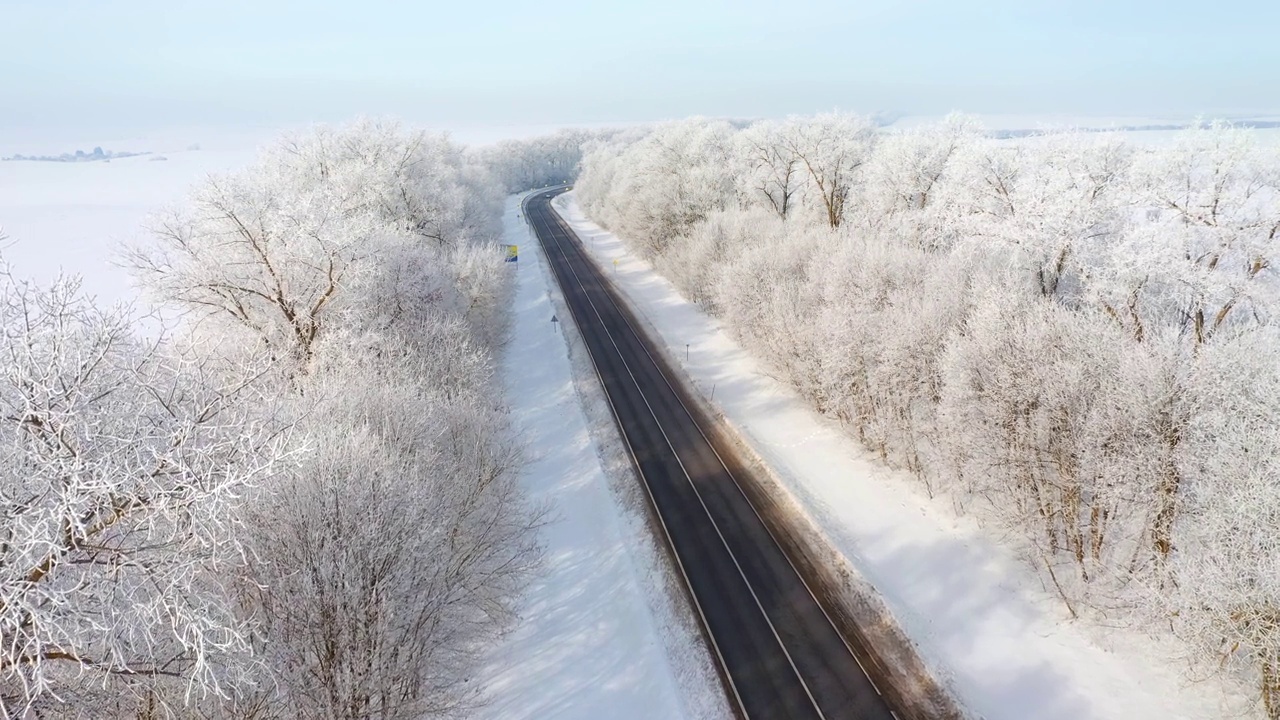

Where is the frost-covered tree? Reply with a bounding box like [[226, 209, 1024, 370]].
[[577, 119, 736, 256], [575, 115, 1280, 714], [0, 270, 291, 718], [118, 120, 537, 720], [734, 121, 803, 219], [1125, 122, 1280, 345], [235, 335, 539, 720], [126, 120, 500, 371], [859, 113, 980, 246], [655, 207, 784, 310], [473, 128, 612, 193], [1171, 327, 1280, 715], [781, 113, 877, 228], [951, 131, 1133, 299]]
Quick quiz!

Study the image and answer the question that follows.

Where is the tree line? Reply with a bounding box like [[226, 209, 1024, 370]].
[[575, 114, 1280, 716], [1, 120, 564, 719]]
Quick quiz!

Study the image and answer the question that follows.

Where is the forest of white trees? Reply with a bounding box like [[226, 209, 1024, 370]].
[[575, 115, 1280, 716], [5, 111, 1277, 717], [471, 128, 613, 194], [0, 120, 559, 719]]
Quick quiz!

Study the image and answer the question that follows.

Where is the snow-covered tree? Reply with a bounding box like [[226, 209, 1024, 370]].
[[235, 335, 539, 720], [781, 113, 877, 228], [575, 115, 1280, 713], [734, 121, 803, 219], [0, 270, 292, 718], [126, 120, 500, 371], [473, 128, 612, 193], [1125, 122, 1280, 345], [1171, 327, 1280, 715], [576, 119, 736, 256], [950, 131, 1133, 300], [117, 120, 537, 720], [859, 113, 981, 247]]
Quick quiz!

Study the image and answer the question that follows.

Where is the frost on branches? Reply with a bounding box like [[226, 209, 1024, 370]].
[[0, 270, 290, 718], [471, 128, 614, 193], [125, 121, 506, 371], [5, 119, 559, 718], [125, 120, 542, 720], [237, 326, 539, 719], [576, 116, 1280, 716]]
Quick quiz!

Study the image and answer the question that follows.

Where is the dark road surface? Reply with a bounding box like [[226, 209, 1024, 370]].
[[524, 189, 900, 720]]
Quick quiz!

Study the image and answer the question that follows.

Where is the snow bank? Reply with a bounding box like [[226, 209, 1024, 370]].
[[552, 191, 1255, 720], [475, 192, 729, 720]]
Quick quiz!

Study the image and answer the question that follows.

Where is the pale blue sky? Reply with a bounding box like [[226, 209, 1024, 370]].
[[3, 0, 1278, 136]]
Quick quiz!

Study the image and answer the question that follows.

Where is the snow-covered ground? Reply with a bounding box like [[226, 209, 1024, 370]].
[[885, 113, 1280, 148], [888, 112, 1280, 131], [0, 148, 256, 305], [551, 191, 1258, 720], [474, 193, 728, 720]]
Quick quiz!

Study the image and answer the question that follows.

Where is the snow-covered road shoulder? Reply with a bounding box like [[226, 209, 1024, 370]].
[[551, 190, 1255, 720], [474, 192, 726, 720]]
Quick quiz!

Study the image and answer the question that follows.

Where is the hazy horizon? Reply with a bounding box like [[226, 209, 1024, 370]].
[[5, 0, 1279, 144]]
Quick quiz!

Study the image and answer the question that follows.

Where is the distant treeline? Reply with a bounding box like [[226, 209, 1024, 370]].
[[3, 146, 150, 162], [990, 119, 1280, 138]]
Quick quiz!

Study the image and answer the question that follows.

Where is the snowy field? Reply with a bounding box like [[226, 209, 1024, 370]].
[[551, 191, 1258, 720], [0, 148, 256, 306], [885, 113, 1280, 150], [893, 111, 1278, 126], [474, 193, 727, 720]]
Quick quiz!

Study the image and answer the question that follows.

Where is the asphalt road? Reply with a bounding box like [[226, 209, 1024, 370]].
[[523, 189, 900, 720]]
